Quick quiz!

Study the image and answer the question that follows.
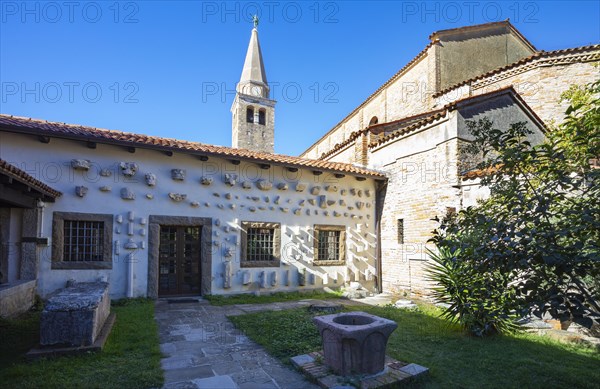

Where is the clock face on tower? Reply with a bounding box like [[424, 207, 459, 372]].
[[251, 86, 262, 96]]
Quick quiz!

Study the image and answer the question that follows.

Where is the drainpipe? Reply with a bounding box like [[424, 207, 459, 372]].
[[374, 179, 387, 294]]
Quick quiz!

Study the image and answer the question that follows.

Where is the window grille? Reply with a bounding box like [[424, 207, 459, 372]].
[[246, 227, 275, 261], [63, 220, 104, 261], [317, 230, 341, 261]]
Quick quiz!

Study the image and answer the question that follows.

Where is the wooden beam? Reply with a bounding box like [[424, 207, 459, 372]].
[[0, 183, 37, 208], [312, 171, 323, 176], [198, 156, 209, 161], [229, 159, 241, 165], [356, 176, 366, 181], [259, 164, 271, 170], [87, 141, 97, 149], [38, 136, 50, 144], [287, 167, 299, 173], [127, 146, 136, 153], [164, 150, 173, 157], [334, 173, 345, 179]]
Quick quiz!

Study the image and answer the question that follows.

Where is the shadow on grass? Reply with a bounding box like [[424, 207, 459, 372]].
[[229, 302, 600, 389]]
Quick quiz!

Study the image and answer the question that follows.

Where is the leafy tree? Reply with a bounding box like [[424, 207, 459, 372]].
[[428, 81, 600, 334]]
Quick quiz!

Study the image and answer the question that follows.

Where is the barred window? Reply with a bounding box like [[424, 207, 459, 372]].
[[240, 222, 281, 267], [63, 220, 104, 261], [314, 225, 346, 265], [397, 219, 404, 244], [52, 212, 113, 269]]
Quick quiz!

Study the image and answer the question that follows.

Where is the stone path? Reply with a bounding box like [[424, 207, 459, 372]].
[[155, 294, 395, 388]]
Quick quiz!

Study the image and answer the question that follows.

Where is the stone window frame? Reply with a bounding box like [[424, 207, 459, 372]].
[[313, 224, 346, 266], [147, 215, 212, 299], [240, 221, 281, 268], [52, 212, 113, 270]]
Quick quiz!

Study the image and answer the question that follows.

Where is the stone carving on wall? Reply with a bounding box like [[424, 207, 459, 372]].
[[310, 186, 321, 195], [124, 239, 138, 249], [171, 169, 185, 181], [200, 176, 213, 186], [145, 173, 157, 187], [340, 189, 347, 195], [356, 201, 365, 210], [299, 200, 305, 206], [274, 196, 280, 204], [249, 206, 257, 212], [350, 189, 357, 196], [224, 173, 237, 186], [116, 215, 123, 223], [191, 201, 200, 207], [277, 183, 288, 191], [225, 193, 232, 200], [71, 159, 91, 171], [242, 181, 252, 189], [298, 268, 306, 286], [271, 271, 278, 287], [146, 194, 154, 199], [213, 193, 220, 197], [260, 271, 267, 288], [223, 262, 232, 289], [318, 195, 328, 209], [99, 186, 111, 192], [119, 162, 138, 177], [120, 188, 135, 200], [168, 193, 187, 202], [242, 271, 251, 285], [114, 241, 120, 255], [100, 168, 112, 177], [75, 186, 88, 197], [293, 209, 301, 215], [339, 199, 346, 206], [365, 189, 372, 197], [283, 270, 290, 286], [256, 180, 272, 191], [325, 185, 338, 193]]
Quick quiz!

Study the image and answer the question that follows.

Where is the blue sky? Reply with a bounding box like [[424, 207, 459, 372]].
[[1, 1, 599, 156]]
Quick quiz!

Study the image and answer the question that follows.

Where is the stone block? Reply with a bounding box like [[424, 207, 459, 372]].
[[40, 281, 110, 347]]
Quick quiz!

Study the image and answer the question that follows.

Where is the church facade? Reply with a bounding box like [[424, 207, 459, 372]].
[[0, 21, 598, 315], [300, 21, 599, 294]]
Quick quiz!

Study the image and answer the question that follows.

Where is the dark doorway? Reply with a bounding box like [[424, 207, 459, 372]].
[[158, 226, 202, 296]]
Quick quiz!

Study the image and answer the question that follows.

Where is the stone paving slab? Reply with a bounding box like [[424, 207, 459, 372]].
[[155, 299, 320, 388]]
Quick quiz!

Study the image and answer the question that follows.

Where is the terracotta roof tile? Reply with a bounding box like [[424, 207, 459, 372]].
[[0, 114, 385, 179], [0, 158, 62, 199]]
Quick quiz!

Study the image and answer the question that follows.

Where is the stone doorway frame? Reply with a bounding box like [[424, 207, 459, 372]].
[[147, 216, 212, 299]]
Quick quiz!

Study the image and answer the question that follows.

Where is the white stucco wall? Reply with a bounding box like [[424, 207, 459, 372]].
[[0, 132, 377, 299]]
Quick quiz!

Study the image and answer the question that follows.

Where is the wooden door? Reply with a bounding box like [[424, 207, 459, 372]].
[[158, 226, 202, 296]]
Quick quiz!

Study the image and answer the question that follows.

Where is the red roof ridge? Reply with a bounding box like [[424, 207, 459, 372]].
[[0, 158, 62, 199], [0, 114, 385, 179]]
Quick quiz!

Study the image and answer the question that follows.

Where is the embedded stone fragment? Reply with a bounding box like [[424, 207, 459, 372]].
[[295, 183, 306, 192], [340, 189, 347, 195], [284, 270, 290, 286], [293, 209, 301, 215], [356, 201, 365, 210], [100, 168, 112, 177], [357, 190, 363, 197], [225, 193, 232, 200], [280, 207, 289, 213], [124, 238, 138, 249], [145, 173, 157, 187], [271, 271, 278, 287], [215, 219, 221, 227], [223, 262, 232, 288], [308, 199, 316, 206], [171, 169, 186, 181], [201, 176, 213, 186], [251, 196, 260, 202], [242, 271, 251, 285], [75, 186, 88, 197], [366, 203, 372, 208], [365, 189, 372, 197], [119, 162, 138, 177], [274, 196, 280, 204], [213, 192, 220, 197], [260, 271, 267, 288], [242, 180, 252, 189], [99, 186, 111, 192], [249, 206, 257, 212], [325, 185, 338, 193], [318, 195, 328, 209], [224, 173, 237, 186], [191, 201, 200, 207], [310, 186, 321, 195], [217, 204, 224, 209], [334, 211, 341, 217], [121, 188, 135, 200], [230, 204, 236, 210], [350, 189, 357, 196], [71, 159, 91, 171], [339, 199, 346, 206], [298, 268, 306, 286], [168, 193, 187, 202], [277, 182, 288, 191], [257, 179, 272, 191], [327, 200, 336, 206], [299, 200, 305, 206]]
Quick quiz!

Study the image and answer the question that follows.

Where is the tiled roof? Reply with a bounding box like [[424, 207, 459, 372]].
[[0, 114, 386, 179], [370, 86, 546, 148], [0, 158, 62, 199], [433, 44, 600, 98]]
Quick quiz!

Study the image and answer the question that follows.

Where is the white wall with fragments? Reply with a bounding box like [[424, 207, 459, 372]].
[[0, 132, 378, 299]]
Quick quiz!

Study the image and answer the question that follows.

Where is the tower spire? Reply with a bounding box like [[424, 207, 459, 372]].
[[238, 20, 269, 96]]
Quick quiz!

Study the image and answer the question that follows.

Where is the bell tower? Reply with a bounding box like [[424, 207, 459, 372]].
[[231, 18, 276, 153]]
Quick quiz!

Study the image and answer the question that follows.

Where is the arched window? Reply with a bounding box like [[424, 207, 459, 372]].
[[246, 107, 254, 123], [258, 109, 266, 125], [369, 116, 379, 126]]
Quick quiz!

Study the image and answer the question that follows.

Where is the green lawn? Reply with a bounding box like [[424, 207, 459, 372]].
[[0, 298, 163, 389], [229, 304, 600, 388], [205, 289, 343, 305]]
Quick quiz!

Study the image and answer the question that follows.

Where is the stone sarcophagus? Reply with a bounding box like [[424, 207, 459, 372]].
[[40, 281, 110, 347], [313, 311, 397, 376]]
